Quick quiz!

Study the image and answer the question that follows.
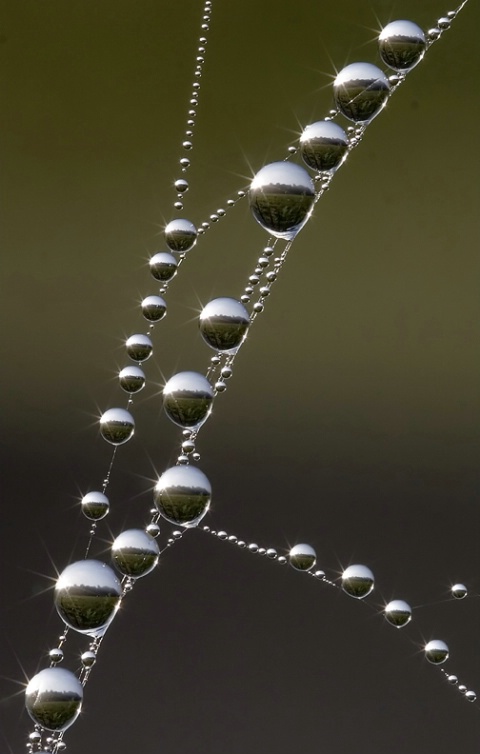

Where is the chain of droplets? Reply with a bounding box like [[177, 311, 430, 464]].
[[25, 4, 217, 754], [24, 3, 473, 753], [196, 524, 478, 705]]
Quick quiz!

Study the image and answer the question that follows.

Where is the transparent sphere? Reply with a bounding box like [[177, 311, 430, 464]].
[[55, 559, 122, 636], [199, 297, 250, 353], [48, 647, 64, 663], [126, 333, 153, 362], [164, 218, 197, 252], [289, 543, 317, 571], [100, 408, 135, 445], [154, 465, 211, 527], [119, 365, 146, 394], [163, 371, 214, 429], [81, 650, 97, 668], [174, 178, 189, 193], [451, 583, 467, 599], [424, 639, 449, 665], [149, 252, 178, 282], [25, 668, 83, 732], [249, 161, 315, 240], [341, 564, 375, 599], [141, 295, 167, 322], [146, 522, 161, 538], [384, 599, 412, 628], [300, 121, 348, 172], [111, 529, 160, 578], [447, 674, 458, 685], [379, 20, 426, 71], [81, 491, 109, 521], [465, 690, 477, 702], [333, 63, 390, 123]]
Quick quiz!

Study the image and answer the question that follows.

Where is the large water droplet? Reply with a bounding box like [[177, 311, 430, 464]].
[[100, 408, 135, 445], [424, 639, 449, 665], [55, 560, 122, 636], [289, 543, 317, 571], [341, 564, 374, 599], [154, 465, 211, 527], [334, 63, 390, 123], [81, 491, 110, 520], [165, 218, 197, 252], [163, 371, 214, 429], [300, 121, 348, 172], [199, 297, 250, 353], [379, 20, 426, 71], [25, 668, 83, 732], [111, 529, 160, 579], [149, 252, 178, 282], [384, 599, 412, 628], [249, 161, 315, 240]]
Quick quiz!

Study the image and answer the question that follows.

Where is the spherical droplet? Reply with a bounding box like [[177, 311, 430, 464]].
[[249, 161, 315, 240], [465, 690, 477, 702], [146, 522, 161, 538], [289, 543, 317, 571], [199, 297, 250, 353], [300, 120, 348, 172], [111, 529, 160, 579], [379, 20, 426, 71], [100, 408, 135, 445], [174, 179, 189, 193], [55, 560, 122, 636], [149, 252, 178, 282], [447, 674, 458, 684], [81, 650, 97, 668], [81, 491, 109, 521], [126, 333, 153, 362], [48, 648, 64, 664], [451, 583, 467, 599], [458, 684, 467, 693], [165, 218, 197, 252], [341, 564, 374, 599], [163, 371, 214, 429], [384, 599, 412, 628], [333, 63, 390, 123], [154, 465, 211, 528], [25, 668, 83, 732], [424, 639, 449, 665], [119, 365, 146, 394], [141, 295, 167, 322]]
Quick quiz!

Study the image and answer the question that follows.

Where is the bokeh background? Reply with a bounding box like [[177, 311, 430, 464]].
[[1, 1, 479, 752]]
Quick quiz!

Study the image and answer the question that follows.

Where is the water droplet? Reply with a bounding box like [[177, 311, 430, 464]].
[[119, 365, 146, 394], [146, 522, 160, 538], [154, 465, 211, 527], [424, 639, 449, 665], [126, 333, 153, 362], [379, 20, 426, 71], [81, 491, 109, 521], [81, 650, 97, 668], [289, 544, 316, 571], [48, 648, 64, 664], [100, 408, 135, 445], [384, 599, 412, 628], [55, 560, 122, 636], [249, 161, 315, 240], [341, 564, 374, 599], [165, 218, 197, 252], [465, 690, 476, 702], [141, 295, 167, 322], [199, 297, 250, 353], [300, 120, 348, 172], [333, 63, 390, 123], [112, 529, 159, 578], [25, 668, 83, 732], [451, 583, 467, 599], [149, 252, 178, 282], [163, 371, 214, 429]]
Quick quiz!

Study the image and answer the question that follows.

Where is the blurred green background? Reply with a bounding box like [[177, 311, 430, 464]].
[[1, 1, 479, 753]]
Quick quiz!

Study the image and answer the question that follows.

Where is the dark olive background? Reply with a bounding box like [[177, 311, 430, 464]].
[[1, 1, 479, 753]]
